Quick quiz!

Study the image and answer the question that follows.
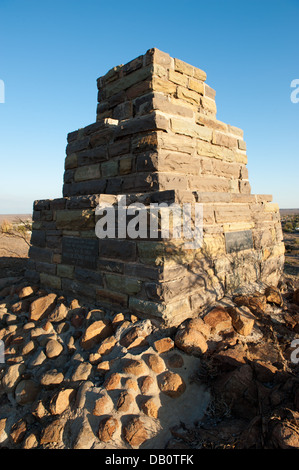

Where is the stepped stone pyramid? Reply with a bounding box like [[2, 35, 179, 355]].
[[26, 48, 285, 326]]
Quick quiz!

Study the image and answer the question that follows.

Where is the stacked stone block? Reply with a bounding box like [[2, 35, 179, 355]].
[[27, 48, 285, 326]]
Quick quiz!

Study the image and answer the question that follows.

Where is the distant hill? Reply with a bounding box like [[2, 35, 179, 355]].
[[0, 214, 32, 224], [280, 209, 299, 216]]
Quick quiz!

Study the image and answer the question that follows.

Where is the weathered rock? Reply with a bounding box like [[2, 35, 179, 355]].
[[2, 363, 25, 392], [49, 389, 75, 415], [234, 294, 267, 314], [213, 343, 247, 369], [46, 339, 64, 358], [75, 380, 93, 409], [71, 311, 85, 328], [158, 371, 186, 398], [10, 300, 30, 314], [48, 303, 69, 322], [125, 378, 139, 392], [93, 394, 113, 416], [271, 422, 299, 449], [18, 286, 36, 299], [40, 418, 65, 445], [147, 354, 165, 373], [140, 375, 156, 395], [40, 369, 64, 386], [29, 349, 46, 367], [123, 417, 147, 447], [21, 340, 36, 356], [29, 293, 57, 321], [97, 360, 112, 375], [265, 286, 283, 306], [167, 353, 184, 368], [103, 372, 121, 390], [23, 433, 38, 449], [116, 391, 134, 412], [120, 326, 148, 349], [141, 398, 159, 418], [70, 299, 80, 309], [81, 320, 113, 350], [72, 362, 92, 382], [153, 337, 174, 353], [10, 419, 27, 444], [253, 361, 277, 383], [215, 364, 254, 406], [293, 289, 299, 306], [227, 306, 255, 336], [32, 400, 49, 419], [0, 418, 7, 437], [203, 307, 232, 333], [73, 418, 95, 449], [111, 312, 125, 329], [122, 359, 147, 376], [97, 336, 117, 355], [15, 379, 39, 405], [187, 317, 211, 338], [98, 416, 118, 442], [174, 327, 207, 355]]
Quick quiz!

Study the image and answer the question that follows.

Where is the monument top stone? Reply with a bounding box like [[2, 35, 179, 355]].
[[27, 48, 285, 326]]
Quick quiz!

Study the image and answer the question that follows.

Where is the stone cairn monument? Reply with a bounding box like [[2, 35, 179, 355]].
[[26, 48, 285, 327]]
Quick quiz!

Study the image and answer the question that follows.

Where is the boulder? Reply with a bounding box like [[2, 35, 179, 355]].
[[123, 417, 147, 447], [158, 371, 186, 398], [174, 327, 207, 356], [29, 293, 57, 321], [15, 379, 39, 405], [81, 320, 113, 350], [98, 416, 118, 442], [203, 307, 232, 333]]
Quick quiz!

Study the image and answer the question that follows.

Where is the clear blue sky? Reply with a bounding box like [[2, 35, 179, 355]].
[[0, 0, 298, 213]]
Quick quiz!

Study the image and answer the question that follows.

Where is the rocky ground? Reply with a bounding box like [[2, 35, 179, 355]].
[[0, 273, 299, 449]]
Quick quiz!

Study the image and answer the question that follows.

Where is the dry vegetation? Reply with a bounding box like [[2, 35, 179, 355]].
[[0, 215, 32, 279]]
